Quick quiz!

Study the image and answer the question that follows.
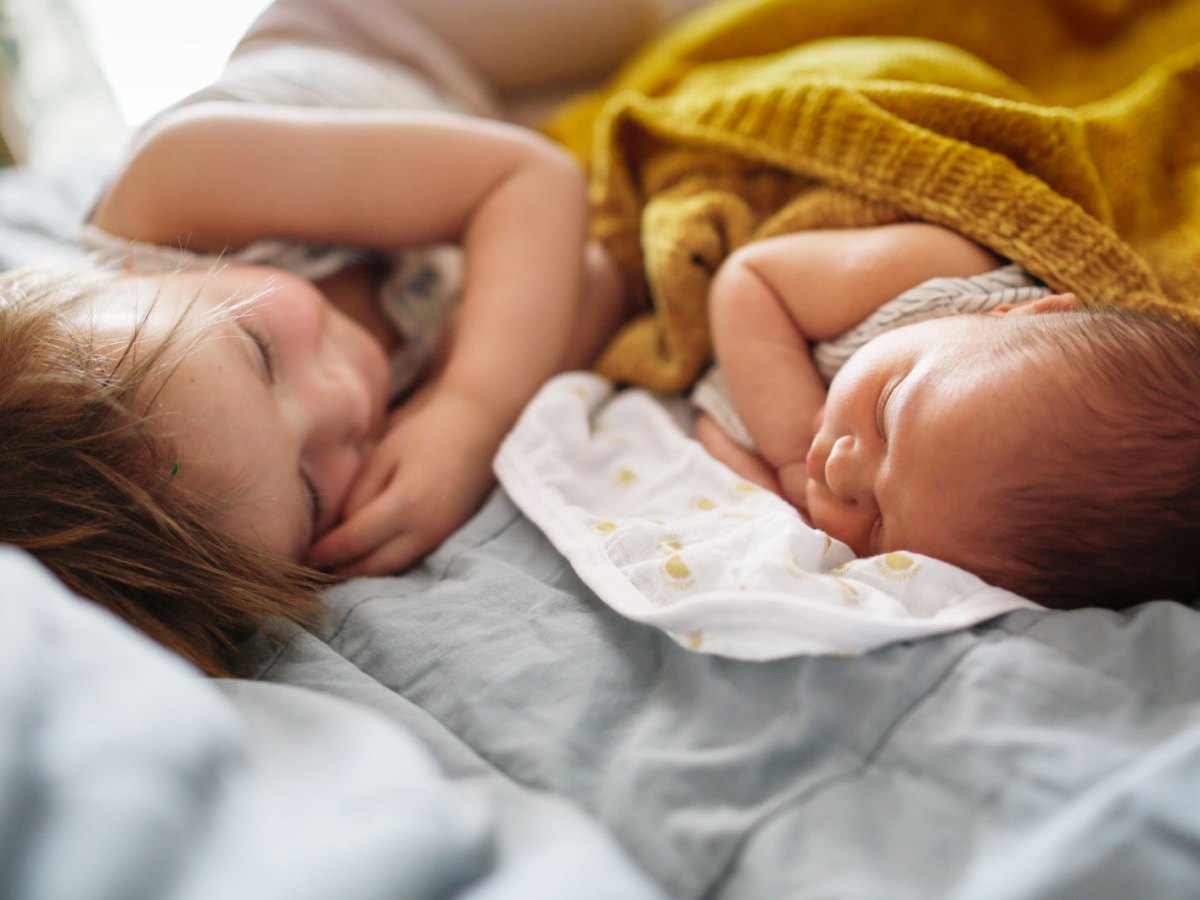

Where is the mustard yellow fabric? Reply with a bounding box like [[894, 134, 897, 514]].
[[546, 0, 1200, 391]]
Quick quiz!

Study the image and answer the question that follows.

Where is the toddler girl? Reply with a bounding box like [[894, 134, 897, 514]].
[[0, 0, 706, 674]]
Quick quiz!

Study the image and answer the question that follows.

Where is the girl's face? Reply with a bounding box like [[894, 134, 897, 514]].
[[96, 266, 389, 561]]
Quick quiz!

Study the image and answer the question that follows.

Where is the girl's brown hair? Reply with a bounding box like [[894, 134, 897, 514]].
[[0, 262, 327, 676]]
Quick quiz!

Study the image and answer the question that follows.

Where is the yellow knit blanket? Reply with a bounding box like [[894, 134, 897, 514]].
[[547, 0, 1200, 391]]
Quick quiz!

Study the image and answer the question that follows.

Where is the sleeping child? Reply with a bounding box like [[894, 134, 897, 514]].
[[692, 222, 1200, 610], [0, 0, 699, 675], [3, 0, 1197, 678]]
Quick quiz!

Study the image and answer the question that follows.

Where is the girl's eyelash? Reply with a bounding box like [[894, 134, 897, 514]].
[[240, 324, 319, 540], [245, 327, 275, 381], [302, 470, 323, 538]]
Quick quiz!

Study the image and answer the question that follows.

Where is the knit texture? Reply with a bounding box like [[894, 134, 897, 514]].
[[547, 0, 1200, 391]]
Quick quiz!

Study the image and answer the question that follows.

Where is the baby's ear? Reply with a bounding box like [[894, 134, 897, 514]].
[[994, 293, 1079, 316]]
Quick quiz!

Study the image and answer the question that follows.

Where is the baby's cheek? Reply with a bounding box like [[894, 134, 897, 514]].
[[807, 494, 872, 556]]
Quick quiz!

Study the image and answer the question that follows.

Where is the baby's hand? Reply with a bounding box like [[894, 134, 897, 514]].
[[774, 457, 812, 526], [694, 413, 813, 525], [693, 412, 782, 495], [306, 391, 502, 576]]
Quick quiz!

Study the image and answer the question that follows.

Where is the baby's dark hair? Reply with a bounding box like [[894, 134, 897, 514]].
[[0, 262, 327, 676], [969, 307, 1200, 610]]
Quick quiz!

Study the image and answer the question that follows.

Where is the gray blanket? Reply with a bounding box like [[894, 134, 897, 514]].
[[1, 544, 661, 899], [251, 489, 1200, 899]]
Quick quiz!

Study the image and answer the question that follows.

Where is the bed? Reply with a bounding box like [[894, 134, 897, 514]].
[[7, 4, 1200, 895], [6, 153, 1200, 896], [8, 453, 1200, 898]]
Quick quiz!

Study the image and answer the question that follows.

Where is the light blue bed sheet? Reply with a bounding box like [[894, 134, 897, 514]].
[[252, 488, 1200, 899], [0, 545, 662, 900]]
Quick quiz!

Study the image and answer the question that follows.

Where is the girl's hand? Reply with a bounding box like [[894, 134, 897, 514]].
[[306, 389, 503, 576]]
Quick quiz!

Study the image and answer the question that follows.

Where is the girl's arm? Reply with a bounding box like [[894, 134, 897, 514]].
[[379, 0, 708, 95], [94, 103, 594, 573], [708, 223, 1000, 510], [95, 103, 588, 420]]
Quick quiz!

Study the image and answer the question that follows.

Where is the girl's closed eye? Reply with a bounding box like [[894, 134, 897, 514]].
[[244, 326, 276, 382], [240, 324, 321, 538]]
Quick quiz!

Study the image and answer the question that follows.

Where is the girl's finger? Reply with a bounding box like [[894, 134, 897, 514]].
[[342, 450, 399, 518], [333, 529, 432, 577], [307, 487, 408, 568]]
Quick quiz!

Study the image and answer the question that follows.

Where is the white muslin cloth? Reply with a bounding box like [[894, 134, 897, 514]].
[[495, 372, 1040, 660]]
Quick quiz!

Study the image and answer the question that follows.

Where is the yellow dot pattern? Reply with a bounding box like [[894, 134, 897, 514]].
[[665, 555, 691, 580], [663, 552, 695, 589], [658, 534, 683, 553], [876, 552, 920, 581], [836, 579, 861, 604], [730, 481, 759, 500]]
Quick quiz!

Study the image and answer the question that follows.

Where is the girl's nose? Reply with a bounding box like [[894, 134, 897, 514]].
[[824, 435, 874, 506], [327, 373, 372, 443], [300, 349, 374, 454]]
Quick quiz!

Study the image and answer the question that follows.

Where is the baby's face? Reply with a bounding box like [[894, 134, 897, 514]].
[[89, 266, 389, 561], [805, 315, 1044, 567]]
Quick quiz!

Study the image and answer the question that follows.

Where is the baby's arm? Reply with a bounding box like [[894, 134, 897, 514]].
[[707, 223, 1000, 512], [96, 104, 594, 573]]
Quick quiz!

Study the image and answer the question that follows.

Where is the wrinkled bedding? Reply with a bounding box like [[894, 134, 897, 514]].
[[496, 372, 1039, 659], [8, 492, 1200, 898], [0, 546, 661, 900], [250, 489, 1200, 898], [6, 148, 1200, 899]]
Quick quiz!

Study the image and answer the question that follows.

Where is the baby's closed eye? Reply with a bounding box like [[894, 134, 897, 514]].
[[875, 374, 904, 440]]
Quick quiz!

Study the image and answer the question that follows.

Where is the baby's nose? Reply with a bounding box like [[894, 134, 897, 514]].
[[824, 435, 872, 505]]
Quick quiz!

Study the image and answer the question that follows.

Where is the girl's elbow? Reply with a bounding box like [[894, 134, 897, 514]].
[[530, 140, 587, 194], [709, 250, 774, 331]]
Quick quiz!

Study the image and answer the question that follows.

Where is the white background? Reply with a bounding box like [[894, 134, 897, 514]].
[[69, 0, 272, 128]]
